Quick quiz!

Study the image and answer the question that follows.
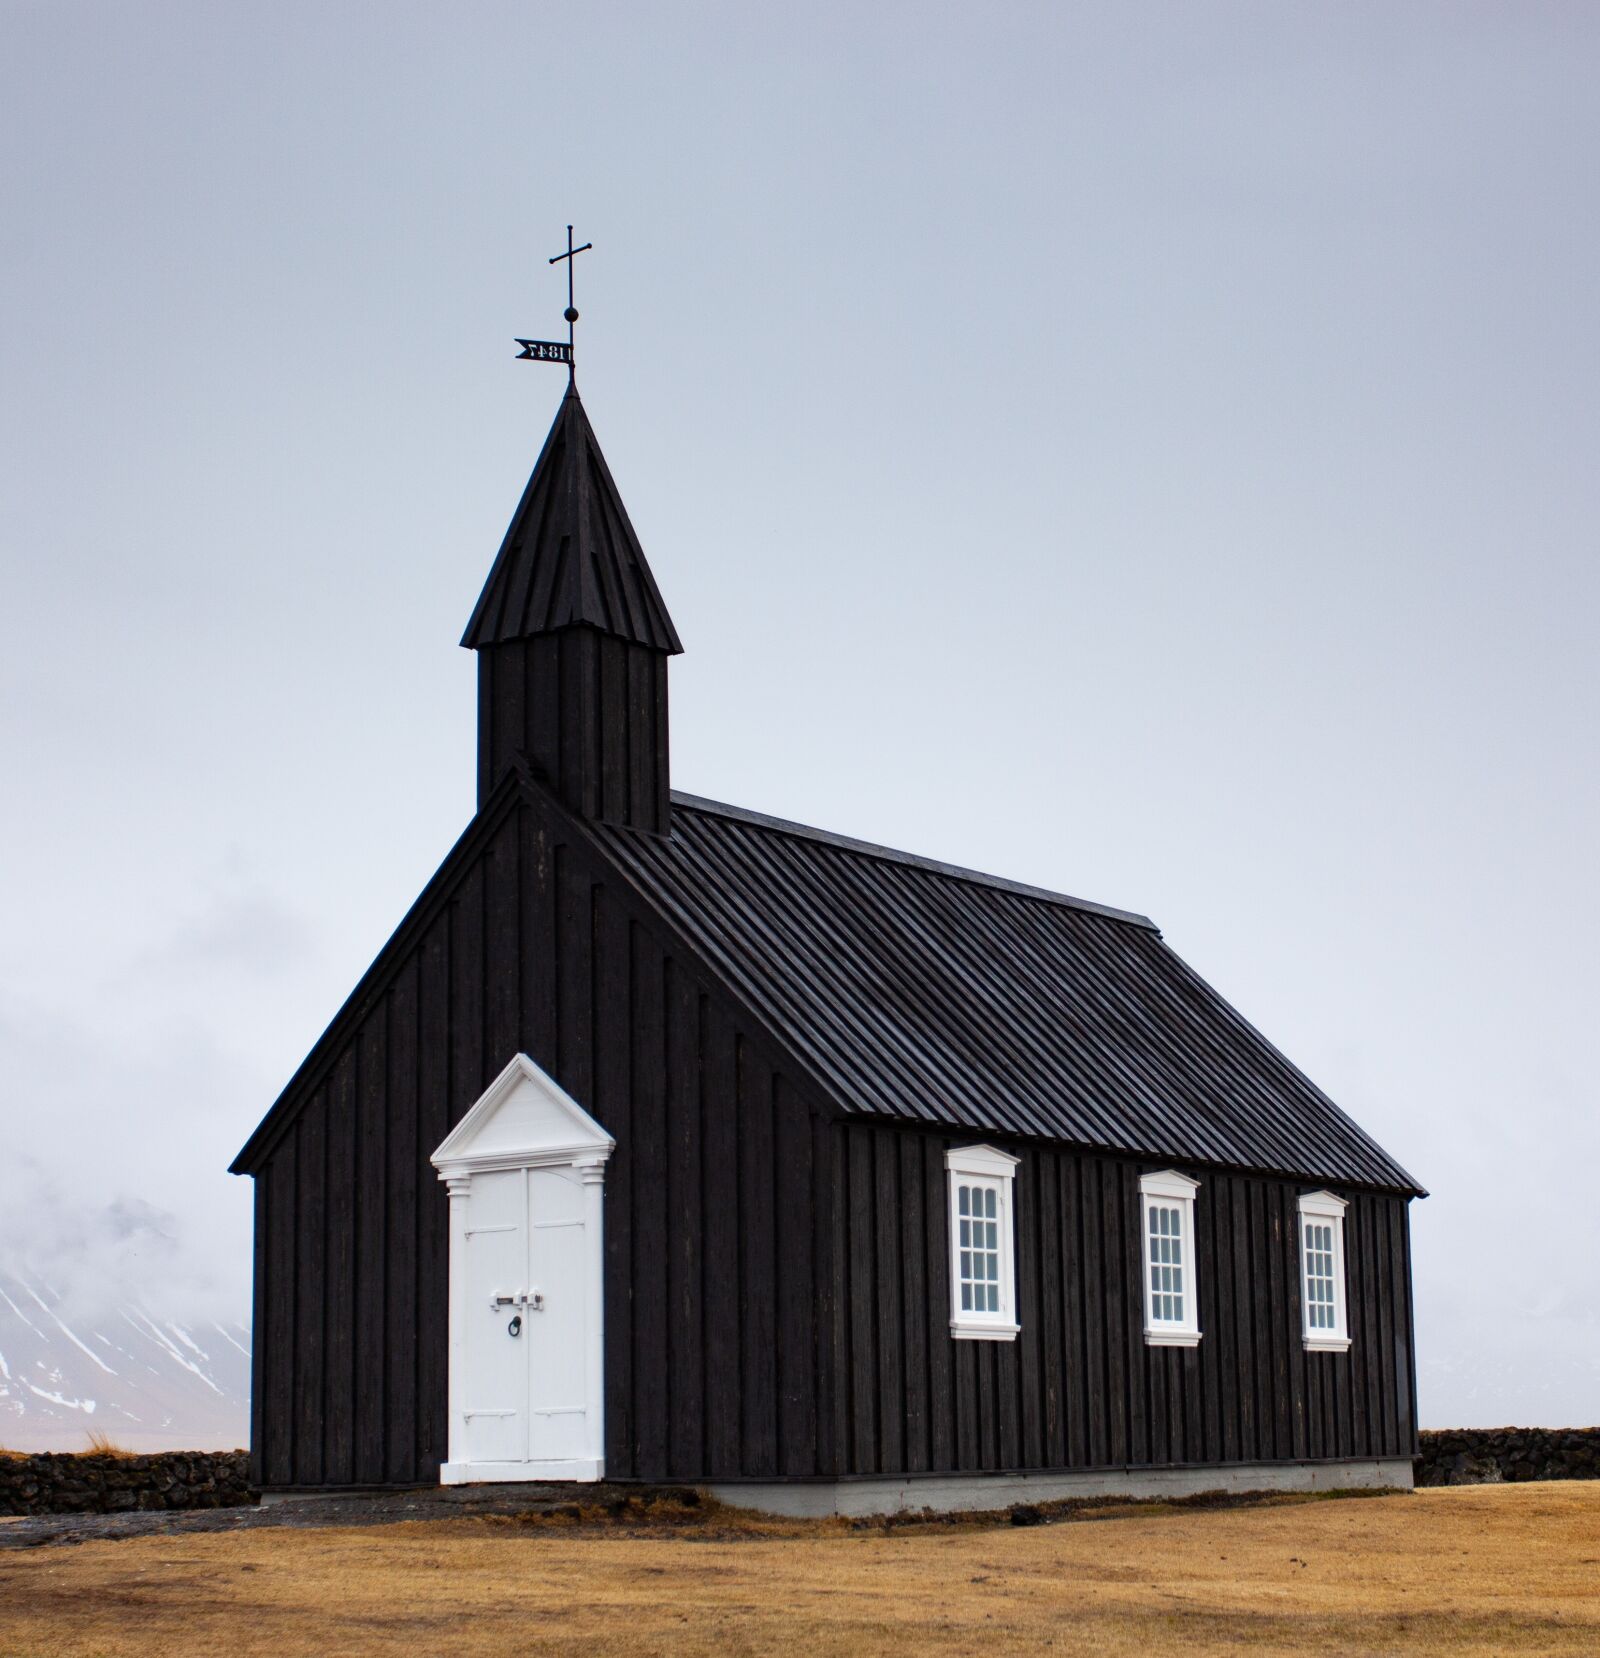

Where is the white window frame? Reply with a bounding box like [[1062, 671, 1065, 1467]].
[[945, 1144, 1020, 1341], [1139, 1169, 1201, 1346], [1297, 1190, 1352, 1352]]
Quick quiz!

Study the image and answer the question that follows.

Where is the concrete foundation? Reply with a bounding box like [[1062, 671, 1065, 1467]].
[[706, 1457, 1415, 1518]]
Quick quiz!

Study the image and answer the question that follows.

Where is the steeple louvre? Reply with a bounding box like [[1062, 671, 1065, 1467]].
[[465, 389, 681, 831]]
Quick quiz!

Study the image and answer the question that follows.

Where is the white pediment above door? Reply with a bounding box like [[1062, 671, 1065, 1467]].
[[430, 1053, 614, 1179]]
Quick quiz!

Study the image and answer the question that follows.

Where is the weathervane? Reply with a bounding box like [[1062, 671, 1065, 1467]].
[[514, 225, 592, 385]]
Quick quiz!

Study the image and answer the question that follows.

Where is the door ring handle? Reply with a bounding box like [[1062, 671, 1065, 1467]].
[[508, 1315, 522, 1337]]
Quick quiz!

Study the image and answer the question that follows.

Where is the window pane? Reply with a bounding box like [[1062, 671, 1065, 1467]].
[[1303, 1214, 1340, 1336], [1146, 1198, 1193, 1327]]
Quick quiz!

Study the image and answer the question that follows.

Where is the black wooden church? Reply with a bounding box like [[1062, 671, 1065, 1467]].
[[233, 349, 1424, 1512]]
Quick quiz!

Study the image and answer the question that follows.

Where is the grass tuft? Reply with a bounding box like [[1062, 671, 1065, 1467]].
[[83, 1431, 136, 1459]]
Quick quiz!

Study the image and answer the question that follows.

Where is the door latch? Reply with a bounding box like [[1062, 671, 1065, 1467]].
[[491, 1290, 544, 1314]]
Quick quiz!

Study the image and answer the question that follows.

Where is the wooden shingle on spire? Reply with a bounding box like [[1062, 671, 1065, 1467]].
[[462, 385, 683, 653]]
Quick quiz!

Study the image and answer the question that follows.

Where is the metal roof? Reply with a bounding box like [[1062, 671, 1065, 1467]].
[[462, 386, 683, 653], [595, 794, 1424, 1195]]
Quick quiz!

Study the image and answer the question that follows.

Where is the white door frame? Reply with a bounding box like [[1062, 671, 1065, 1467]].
[[430, 1053, 614, 1485]]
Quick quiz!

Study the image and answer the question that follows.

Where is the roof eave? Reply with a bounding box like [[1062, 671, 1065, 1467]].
[[832, 1110, 1427, 1199]]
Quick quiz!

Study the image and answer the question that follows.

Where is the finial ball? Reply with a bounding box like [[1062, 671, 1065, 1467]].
[[564, 306, 579, 323]]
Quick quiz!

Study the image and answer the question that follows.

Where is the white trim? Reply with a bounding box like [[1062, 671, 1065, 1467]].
[[431, 1052, 614, 1179], [1138, 1168, 1202, 1345], [441, 1457, 603, 1485], [1140, 1168, 1200, 1203], [1297, 1189, 1352, 1352], [945, 1145, 1020, 1341], [945, 1144, 1021, 1181], [430, 1053, 614, 1484]]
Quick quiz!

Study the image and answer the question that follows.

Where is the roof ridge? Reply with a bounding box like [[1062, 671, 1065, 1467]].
[[668, 791, 1159, 932]]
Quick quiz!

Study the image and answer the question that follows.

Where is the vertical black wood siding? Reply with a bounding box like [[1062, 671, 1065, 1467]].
[[250, 787, 828, 1488], [828, 1121, 1418, 1476], [477, 634, 670, 832], [248, 786, 1418, 1489]]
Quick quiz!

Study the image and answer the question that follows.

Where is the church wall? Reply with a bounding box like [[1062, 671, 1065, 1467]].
[[247, 780, 1417, 1492], [827, 1120, 1417, 1479], [248, 784, 834, 1490]]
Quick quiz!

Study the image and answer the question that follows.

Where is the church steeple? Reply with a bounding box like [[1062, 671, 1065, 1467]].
[[464, 386, 682, 831]]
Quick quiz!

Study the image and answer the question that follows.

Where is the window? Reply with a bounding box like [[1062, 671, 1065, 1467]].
[[946, 1145, 1020, 1340], [1297, 1191, 1351, 1352], [1139, 1170, 1201, 1345]]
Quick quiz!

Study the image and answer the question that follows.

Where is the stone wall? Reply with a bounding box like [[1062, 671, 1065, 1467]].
[[0, 1451, 256, 1516], [1415, 1427, 1600, 1487], [5, 1433, 1596, 1512]]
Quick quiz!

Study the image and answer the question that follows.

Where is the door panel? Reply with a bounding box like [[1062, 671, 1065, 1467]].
[[461, 1168, 528, 1465], [528, 1167, 591, 1461]]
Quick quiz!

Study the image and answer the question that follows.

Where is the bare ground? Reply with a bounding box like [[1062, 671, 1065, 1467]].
[[1, 1480, 1596, 1655]]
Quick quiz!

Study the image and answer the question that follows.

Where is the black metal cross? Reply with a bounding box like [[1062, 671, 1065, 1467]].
[[514, 224, 593, 382], [551, 225, 593, 382]]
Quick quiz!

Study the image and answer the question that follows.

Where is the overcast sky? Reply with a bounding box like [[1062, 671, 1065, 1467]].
[[2, 2, 1596, 1431]]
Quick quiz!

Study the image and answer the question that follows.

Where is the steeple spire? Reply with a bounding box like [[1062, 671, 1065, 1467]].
[[462, 386, 682, 654], [464, 388, 682, 833]]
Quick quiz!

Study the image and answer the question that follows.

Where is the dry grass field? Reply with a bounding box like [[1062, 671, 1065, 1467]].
[[2, 1481, 1596, 1656]]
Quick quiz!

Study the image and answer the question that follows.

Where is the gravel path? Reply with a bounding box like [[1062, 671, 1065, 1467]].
[[0, 1483, 650, 1550]]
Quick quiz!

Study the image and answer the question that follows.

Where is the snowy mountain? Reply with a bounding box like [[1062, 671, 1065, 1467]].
[[0, 1269, 248, 1452]]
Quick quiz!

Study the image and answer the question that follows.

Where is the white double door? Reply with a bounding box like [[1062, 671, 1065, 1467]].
[[454, 1162, 602, 1478]]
